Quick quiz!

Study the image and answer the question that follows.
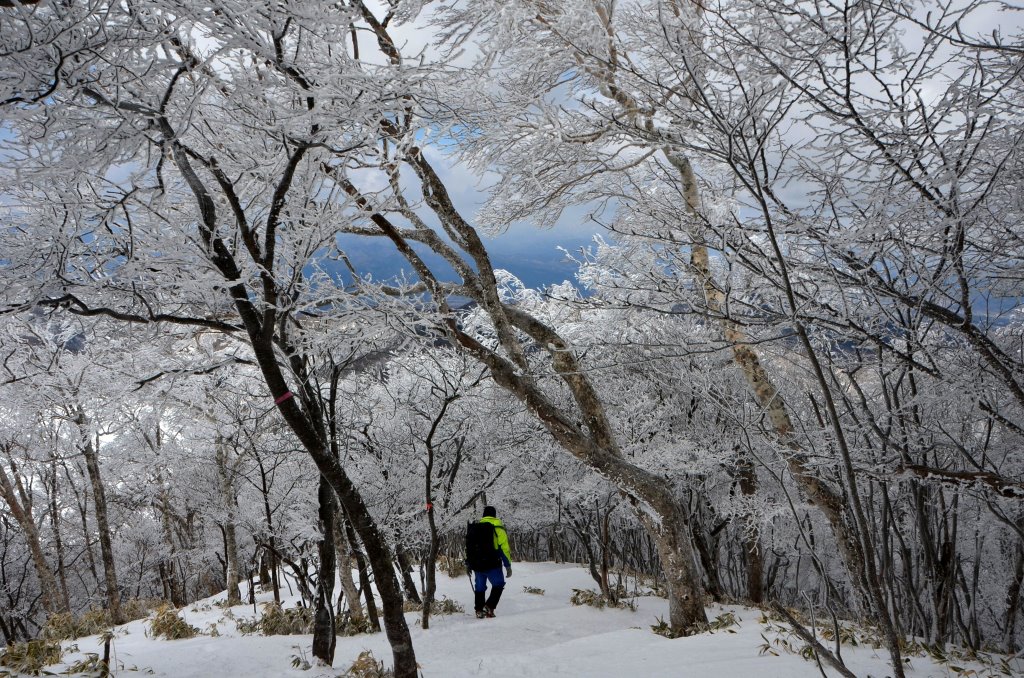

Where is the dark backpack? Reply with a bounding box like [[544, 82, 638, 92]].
[[465, 521, 501, 571]]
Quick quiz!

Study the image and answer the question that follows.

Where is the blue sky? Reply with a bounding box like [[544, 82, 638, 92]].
[[336, 217, 601, 291], [338, 146, 606, 291]]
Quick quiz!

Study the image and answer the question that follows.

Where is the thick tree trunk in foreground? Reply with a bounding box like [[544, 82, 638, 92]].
[[244, 346, 406, 669], [636, 508, 707, 630], [221, 517, 241, 606]]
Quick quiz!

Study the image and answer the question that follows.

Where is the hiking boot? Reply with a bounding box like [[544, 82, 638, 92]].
[[483, 606, 496, 618], [475, 609, 486, 619]]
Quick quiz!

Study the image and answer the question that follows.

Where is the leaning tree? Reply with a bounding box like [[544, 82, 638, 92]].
[[1, 0, 715, 639]]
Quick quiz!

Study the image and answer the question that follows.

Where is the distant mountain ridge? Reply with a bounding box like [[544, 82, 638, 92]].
[[334, 229, 595, 291]]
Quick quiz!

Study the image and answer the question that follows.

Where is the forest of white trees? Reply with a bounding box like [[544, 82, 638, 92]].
[[0, 1, 1022, 676]]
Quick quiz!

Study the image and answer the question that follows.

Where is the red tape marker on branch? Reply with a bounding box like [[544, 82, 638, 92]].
[[274, 391, 294, 405]]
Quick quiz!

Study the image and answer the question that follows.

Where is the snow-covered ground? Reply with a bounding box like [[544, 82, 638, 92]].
[[49, 562, 1010, 677]]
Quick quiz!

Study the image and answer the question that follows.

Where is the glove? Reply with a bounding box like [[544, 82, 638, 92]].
[[505, 565, 512, 578]]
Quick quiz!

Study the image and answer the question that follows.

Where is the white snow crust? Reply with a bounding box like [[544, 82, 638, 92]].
[[49, 562, 1001, 677]]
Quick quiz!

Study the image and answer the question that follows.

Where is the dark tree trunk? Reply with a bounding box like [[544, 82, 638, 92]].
[[259, 553, 271, 589], [690, 520, 723, 603], [311, 477, 337, 665], [599, 502, 615, 604], [113, 102, 421, 676], [48, 457, 71, 613], [255, 456, 281, 604], [736, 455, 764, 605], [0, 613, 13, 645], [345, 520, 381, 633], [420, 410, 440, 629], [396, 546, 422, 606], [79, 422, 123, 623], [1004, 541, 1024, 654]]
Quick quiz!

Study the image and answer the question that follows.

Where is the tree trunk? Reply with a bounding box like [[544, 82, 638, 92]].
[[48, 457, 71, 613], [334, 517, 364, 624], [157, 490, 186, 607], [599, 503, 615, 604], [1004, 541, 1024, 654], [258, 553, 271, 589], [744, 532, 764, 605], [736, 455, 764, 604], [396, 546, 422, 606], [0, 452, 66, 615], [467, 321, 710, 632], [254, 455, 281, 604], [159, 114, 420, 676], [74, 485, 100, 587], [690, 520, 723, 603], [0, 613, 14, 645], [215, 440, 242, 606], [420, 514, 439, 629], [420, 419, 440, 629], [311, 477, 337, 665], [221, 523, 241, 604], [78, 417, 123, 623], [664, 151, 904, 675], [637, 507, 707, 632], [345, 520, 381, 633]]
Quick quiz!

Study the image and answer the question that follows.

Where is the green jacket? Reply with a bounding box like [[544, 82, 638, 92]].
[[480, 516, 512, 567]]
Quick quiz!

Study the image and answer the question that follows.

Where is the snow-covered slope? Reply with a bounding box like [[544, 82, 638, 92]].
[[50, 562, 1006, 677]]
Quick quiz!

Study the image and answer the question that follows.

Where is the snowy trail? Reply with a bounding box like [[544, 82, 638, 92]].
[[51, 562, 994, 677]]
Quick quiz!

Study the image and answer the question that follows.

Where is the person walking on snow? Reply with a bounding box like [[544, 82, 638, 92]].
[[465, 505, 512, 618]]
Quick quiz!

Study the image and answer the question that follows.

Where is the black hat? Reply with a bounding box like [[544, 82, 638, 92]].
[[482, 506, 496, 518]]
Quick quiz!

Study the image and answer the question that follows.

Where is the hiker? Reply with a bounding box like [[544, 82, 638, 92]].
[[465, 505, 512, 618]]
